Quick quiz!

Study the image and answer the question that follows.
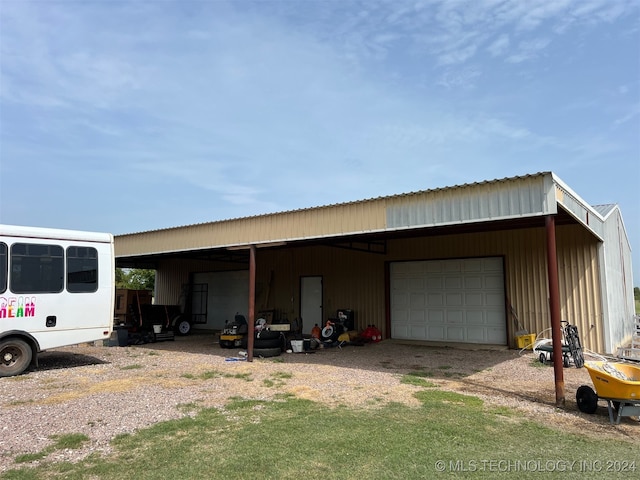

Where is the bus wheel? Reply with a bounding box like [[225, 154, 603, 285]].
[[0, 339, 33, 377]]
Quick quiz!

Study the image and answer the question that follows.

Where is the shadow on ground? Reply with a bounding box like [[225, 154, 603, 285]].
[[35, 350, 109, 372]]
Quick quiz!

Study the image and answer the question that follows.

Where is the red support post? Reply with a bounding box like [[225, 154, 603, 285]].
[[247, 245, 256, 362], [545, 215, 565, 406]]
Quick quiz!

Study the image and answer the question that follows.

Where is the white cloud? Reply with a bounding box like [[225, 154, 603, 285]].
[[487, 34, 510, 57]]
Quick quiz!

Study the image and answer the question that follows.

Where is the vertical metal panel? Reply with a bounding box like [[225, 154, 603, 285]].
[[597, 207, 634, 353], [386, 174, 551, 229], [556, 225, 604, 353], [152, 225, 604, 352], [115, 201, 388, 258], [383, 227, 603, 351]]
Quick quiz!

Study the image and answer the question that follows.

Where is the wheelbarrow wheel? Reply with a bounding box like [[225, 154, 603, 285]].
[[576, 385, 598, 414]]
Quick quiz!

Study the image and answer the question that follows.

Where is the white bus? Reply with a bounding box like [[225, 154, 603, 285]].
[[0, 225, 114, 377]]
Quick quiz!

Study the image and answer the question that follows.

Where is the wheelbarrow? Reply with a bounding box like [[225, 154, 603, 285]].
[[576, 361, 640, 424]]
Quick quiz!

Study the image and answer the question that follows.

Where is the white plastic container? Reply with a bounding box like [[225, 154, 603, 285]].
[[291, 340, 304, 353]]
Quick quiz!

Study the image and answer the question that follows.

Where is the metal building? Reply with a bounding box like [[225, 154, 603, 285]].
[[115, 172, 635, 354]]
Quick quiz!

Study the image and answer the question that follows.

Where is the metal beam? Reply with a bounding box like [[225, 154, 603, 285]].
[[546, 215, 564, 407], [247, 245, 256, 362]]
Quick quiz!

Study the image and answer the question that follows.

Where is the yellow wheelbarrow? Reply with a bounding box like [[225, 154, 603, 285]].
[[576, 361, 640, 424]]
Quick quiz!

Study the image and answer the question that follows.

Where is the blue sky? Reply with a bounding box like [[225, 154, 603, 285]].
[[0, 0, 639, 281]]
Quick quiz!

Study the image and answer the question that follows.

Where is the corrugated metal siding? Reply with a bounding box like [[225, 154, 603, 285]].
[[116, 201, 387, 257], [384, 226, 603, 351], [118, 172, 604, 259], [556, 225, 604, 353], [152, 224, 604, 352], [386, 174, 554, 229], [254, 247, 385, 332], [599, 207, 635, 353], [555, 182, 604, 240]]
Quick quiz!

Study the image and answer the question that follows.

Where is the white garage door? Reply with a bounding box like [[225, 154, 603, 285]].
[[193, 270, 248, 330], [390, 257, 506, 344]]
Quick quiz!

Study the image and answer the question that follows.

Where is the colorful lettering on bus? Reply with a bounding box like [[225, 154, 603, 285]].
[[0, 297, 36, 318]]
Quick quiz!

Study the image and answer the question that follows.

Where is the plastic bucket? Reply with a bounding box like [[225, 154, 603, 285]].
[[291, 340, 304, 353], [153, 325, 162, 334]]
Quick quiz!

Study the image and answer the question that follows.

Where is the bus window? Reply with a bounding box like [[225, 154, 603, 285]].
[[0, 243, 6, 293], [67, 246, 98, 293], [10, 243, 64, 294]]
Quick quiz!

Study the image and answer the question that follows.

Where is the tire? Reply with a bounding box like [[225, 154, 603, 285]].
[[254, 338, 282, 349], [255, 330, 280, 341], [253, 347, 281, 358], [539, 353, 546, 364], [173, 315, 192, 336], [576, 385, 598, 414], [219, 340, 233, 349], [563, 355, 570, 368], [0, 339, 33, 377]]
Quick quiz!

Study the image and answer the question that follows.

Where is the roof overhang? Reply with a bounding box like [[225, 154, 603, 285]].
[[115, 172, 605, 268]]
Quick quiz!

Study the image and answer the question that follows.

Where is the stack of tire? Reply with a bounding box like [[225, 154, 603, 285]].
[[253, 330, 283, 358]]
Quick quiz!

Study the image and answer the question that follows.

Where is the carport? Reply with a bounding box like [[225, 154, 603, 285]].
[[114, 172, 635, 404]]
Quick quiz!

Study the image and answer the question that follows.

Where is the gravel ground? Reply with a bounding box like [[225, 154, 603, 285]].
[[1, 333, 638, 472]]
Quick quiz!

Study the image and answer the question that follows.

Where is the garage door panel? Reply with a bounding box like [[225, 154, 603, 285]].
[[446, 293, 463, 306], [427, 293, 444, 306], [444, 261, 462, 273], [445, 276, 462, 289], [466, 310, 484, 324], [466, 326, 486, 342], [390, 257, 506, 344], [464, 259, 483, 272], [392, 324, 409, 338], [465, 276, 483, 289], [446, 310, 464, 324], [410, 325, 427, 338], [485, 275, 504, 289], [486, 310, 505, 324], [487, 327, 507, 344], [486, 293, 505, 306], [447, 326, 465, 341], [465, 293, 483, 306], [410, 293, 426, 309], [428, 326, 445, 340]]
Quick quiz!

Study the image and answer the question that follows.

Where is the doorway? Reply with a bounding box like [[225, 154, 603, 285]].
[[300, 276, 322, 335]]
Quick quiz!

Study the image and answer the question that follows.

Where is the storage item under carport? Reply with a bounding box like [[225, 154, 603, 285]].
[[576, 361, 640, 424], [534, 321, 584, 368], [219, 314, 249, 348]]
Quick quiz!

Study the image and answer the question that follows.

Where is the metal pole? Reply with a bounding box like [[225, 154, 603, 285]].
[[545, 215, 564, 406], [247, 245, 256, 362]]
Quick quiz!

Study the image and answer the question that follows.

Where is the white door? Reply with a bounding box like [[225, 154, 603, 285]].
[[390, 257, 506, 344], [301, 276, 322, 335], [193, 271, 249, 330]]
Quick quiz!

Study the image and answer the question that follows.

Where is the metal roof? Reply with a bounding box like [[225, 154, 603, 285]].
[[114, 171, 608, 261]]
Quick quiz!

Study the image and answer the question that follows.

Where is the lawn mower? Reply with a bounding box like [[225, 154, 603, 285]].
[[219, 314, 248, 348]]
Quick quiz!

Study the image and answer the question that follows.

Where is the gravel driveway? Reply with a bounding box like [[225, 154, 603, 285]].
[[1, 333, 638, 472]]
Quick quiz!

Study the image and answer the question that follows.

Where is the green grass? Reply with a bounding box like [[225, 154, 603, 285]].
[[180, 370, 253, 382], [401, 371, 438, 388], [4, 388, 638, 480], [13, 433, 89, 465], [120, 364, 143, 370]]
